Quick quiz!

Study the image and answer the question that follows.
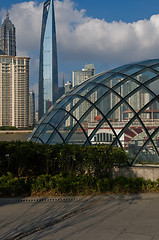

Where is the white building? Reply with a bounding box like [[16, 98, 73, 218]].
[[72, 64, 97, 124], [0, 55, 30, 128]]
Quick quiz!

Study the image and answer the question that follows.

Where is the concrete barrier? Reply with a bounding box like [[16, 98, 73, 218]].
[[113, 165, 159, 181]]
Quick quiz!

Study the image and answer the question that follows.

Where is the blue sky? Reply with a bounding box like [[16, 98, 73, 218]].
[[1, 0, 159, 108], [2, 0, 159, 22]]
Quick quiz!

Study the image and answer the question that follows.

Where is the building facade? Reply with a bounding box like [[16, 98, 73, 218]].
[[72, 64, 95, 87], [0, 11, 16, 57], [39, 0, 64, 120], [0, 55, 29, 128], [29, 90, 35, 128], [72, 64, 97, 123], [64, 81, 72, 94]]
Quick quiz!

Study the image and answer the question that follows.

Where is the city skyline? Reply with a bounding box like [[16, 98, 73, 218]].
[[1, 0, 159, 109]]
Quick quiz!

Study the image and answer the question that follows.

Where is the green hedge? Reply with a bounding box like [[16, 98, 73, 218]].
[[0, 141, 128, 177], [1, 173, 159, 197]]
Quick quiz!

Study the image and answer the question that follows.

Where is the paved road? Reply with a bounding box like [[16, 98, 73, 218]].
[[0, 194, 159, 240]]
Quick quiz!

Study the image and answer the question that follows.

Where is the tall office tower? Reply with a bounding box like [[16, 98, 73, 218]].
[[0, 55, 29, 128], [0, 11, 16, 56], [72, 64, 97, 123], [29, 90, 35, 128], [39, 0, 59, 120]]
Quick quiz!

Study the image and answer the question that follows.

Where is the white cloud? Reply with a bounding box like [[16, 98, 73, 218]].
[[9, 1, 42, 55], [55, 3, 159, 64], [1, 0, 159, 86]]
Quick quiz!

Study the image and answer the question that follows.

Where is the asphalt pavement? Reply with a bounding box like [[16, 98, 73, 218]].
[[0, 194, 159, 240]]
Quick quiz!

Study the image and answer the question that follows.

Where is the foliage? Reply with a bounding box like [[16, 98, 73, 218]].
[[0, 142, 128, 177], [1, 173, 159, 197], [0, 126, 18, 130]]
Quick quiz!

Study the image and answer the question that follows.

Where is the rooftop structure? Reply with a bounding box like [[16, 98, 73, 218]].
[[29, 59, 159, 165]]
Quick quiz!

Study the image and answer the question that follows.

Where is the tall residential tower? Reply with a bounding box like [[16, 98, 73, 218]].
[[0, 55, 30, 128]]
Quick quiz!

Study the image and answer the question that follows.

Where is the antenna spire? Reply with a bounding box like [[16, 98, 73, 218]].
[[6, 10, 9, 19]]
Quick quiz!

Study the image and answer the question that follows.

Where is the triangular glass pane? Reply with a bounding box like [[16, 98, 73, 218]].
[[49, 110, 66, 127], [32, 123, 46, 138], [95, 91, 121, 116], [76, 83, 98, 97], [148, 78, 159, 95], [67, 123, 87, 145], [114, 78, 139, 98], [43, 109, 58, 123], [86, 84, 109, 101], [57, 114, 76, 140], [101, 74, 126, 88], [47, 131, 64, 144], [92, 72, 114, 84], [120, 65, 144, 76], [54, 96, 72, 109], [109, 64, 130, 73], [152, 129, 159, 155], [78, 107, 100, 135], [132, 69, 157, 83], [127, 88, 153, 112], [152, 64, 159, 72], [118, 118, 149, 160], [32, 138, 44, 144], [62, 96, 80, 113], [139, 59, 159, 67], [71, 97, 92, 121], [138, 99, 159, 123], [38, 124, 55, 144], [89, 120, 120, 146], [135, 141, 159, 165], [106, 102, 134, 122]]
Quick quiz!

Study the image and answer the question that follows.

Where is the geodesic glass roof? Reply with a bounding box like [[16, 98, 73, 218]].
[[29, 59, 159, 165]]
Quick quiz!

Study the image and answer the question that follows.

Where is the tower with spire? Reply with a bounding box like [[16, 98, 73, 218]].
[[0, 11, 16, 56]]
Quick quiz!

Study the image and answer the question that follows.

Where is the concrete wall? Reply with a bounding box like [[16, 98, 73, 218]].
[[0, 130, 32, 142], [113, 166, 159, 181]]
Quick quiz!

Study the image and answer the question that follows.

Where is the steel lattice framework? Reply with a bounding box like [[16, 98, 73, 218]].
[[29, 59, 159, 165]]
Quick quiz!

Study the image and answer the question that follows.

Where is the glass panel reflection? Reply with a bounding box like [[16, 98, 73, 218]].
[[30, 59, 159, 165]]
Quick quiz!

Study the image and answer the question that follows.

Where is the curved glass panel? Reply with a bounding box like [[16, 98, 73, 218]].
[[30, 59, 159, 165]]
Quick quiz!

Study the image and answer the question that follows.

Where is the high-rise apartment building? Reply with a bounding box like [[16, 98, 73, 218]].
[[29, 90, 35, 128], [72, 64, 95, 87], [65, 81, 72, 94], [39, 0, 64, 120], [0, 11, 16, 57], [0, 55, 29, 128], [72, 64, 97, 123]]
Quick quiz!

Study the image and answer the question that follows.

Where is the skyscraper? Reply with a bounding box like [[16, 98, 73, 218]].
[[0, 11, 30, 129], [72, 64, 97, 123], [29, 90, 35, 128], [39, 0, 61, 120], [72, 64, 95, 87], [0, 11, 16, 57], [0, 55, 29, 128]]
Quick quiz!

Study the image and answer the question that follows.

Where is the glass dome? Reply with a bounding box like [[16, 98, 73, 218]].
[[29, 59, 159, 165]]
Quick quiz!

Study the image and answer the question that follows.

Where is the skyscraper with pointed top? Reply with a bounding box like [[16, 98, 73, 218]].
[[38, 0, 64, 120], [0, 12, 30, 128], [0, 11, 16, 56], [39, 0, 57, 119]]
